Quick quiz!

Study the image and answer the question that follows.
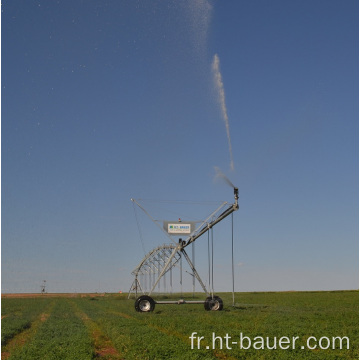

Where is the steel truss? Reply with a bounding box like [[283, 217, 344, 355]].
[[129, 187, 239, 312]]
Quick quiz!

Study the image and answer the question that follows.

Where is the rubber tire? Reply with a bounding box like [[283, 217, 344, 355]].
[[204, 296, 223, 311], [135, 295, 156, 312]]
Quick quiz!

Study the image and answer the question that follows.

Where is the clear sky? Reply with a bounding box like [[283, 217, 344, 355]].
[[2, 0, 358, 293]]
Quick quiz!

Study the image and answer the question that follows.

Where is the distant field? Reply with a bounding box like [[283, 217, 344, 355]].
[[1, 291, 358, 359]]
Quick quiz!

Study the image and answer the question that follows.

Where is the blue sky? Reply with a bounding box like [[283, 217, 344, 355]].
[[2, 0, 358, 293]]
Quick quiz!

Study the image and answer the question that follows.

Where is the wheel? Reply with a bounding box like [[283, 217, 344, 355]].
[[204, 296, 223, 311], [135, 295, 155, 312]]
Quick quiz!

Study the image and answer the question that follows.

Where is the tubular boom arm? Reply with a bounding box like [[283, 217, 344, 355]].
[[183, 188, 239, 248]]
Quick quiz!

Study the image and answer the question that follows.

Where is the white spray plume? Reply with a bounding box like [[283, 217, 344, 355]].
[[212, 53, 234, 171], [214, 166, 235, 189], [187, 0, 212, 58]]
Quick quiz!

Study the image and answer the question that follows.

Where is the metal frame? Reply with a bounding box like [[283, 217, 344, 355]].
[[129, 187, 239, 309]]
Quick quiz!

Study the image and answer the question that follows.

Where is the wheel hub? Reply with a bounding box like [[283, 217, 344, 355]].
[[210, 300, 220, 310], [139, 300, 151, 311]]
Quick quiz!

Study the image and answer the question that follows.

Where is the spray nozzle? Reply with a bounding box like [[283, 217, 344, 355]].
[[234, 187, 239, 200]]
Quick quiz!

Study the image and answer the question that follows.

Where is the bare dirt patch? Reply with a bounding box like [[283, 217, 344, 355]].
[[92, 328, 123, 359], [40, 313, 49, 322], [96, 347, 120, 358], [69, 301, 123, 359]]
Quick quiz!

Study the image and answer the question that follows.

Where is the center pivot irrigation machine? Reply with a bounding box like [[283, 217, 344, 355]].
[[128, 185, 239, 312]]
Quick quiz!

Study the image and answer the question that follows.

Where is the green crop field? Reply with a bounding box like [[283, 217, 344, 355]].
[[1, 291, 358, 359]]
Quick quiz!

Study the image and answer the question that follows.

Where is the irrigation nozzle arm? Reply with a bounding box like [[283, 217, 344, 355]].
[[234, 187, 239, 209], [183, 186, 239, 249]]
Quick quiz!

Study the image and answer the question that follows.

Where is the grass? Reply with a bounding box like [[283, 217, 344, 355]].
[[1, 291, 358, 359], [1, 297, 54, 346]]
